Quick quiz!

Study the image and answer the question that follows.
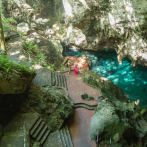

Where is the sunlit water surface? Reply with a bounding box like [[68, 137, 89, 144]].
[[63, 47, 147, 108]]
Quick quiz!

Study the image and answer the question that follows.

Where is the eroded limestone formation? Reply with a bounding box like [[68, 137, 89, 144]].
[[90, 98, 147, 147], [3, 0, 147, 66], [64, 0, 147, 67]]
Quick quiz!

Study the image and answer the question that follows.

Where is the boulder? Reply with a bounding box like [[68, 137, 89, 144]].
[[0, 65, 36, 94], [27, 84, 74, 131], [80, 93, 94, 101], [17, 23, 30, 35], [90, 98, 147, 146], [23, 32, 63, 67]]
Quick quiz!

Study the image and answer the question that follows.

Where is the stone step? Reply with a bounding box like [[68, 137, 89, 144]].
[[32, 121, 45, 138], [51, 72, 54, 86], [59, 128, 67, 147], [36, 125, 48, 142], [62, 126, 70, 147], [60, 75, 64, 88], [55, 73, 59, 86], [40, 130, 50, 145], [0, 113, 39, 147], [53, 72, 56, 86], [51, 72, 67, 89], [63, 75, 67, 89], [64, 125, 73, 147], [30, 117, 41, 136], [43, 130, 63, 147], [59, 74, 63, 88], [11, 34, 19, 38], [61, 75, 65, 89], [58, 74, 61, 87]]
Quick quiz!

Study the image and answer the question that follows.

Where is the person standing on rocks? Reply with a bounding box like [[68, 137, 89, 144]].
[[67, 60, 72, 74]]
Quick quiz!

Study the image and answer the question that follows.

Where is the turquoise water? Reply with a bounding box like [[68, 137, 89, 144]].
[[63, 47, 147, 108]]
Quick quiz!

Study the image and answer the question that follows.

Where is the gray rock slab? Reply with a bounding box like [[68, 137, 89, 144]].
[[43, 130, 63, 147], [33, 68, 52, 87], [0, 113, 40, 147]]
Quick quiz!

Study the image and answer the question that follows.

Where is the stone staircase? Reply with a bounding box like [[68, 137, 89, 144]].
[[30, 117, 73, 147], [59, 125, 73, 147], [51, 72, 67, 89], [29, 117, 50, 146]]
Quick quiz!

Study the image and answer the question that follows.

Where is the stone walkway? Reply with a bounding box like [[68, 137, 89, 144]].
[[64, 72, 99, 105], [0, 113, 39, 147], [64, 72, 100, 147]]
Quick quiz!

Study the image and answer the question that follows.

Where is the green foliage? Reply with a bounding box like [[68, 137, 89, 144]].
[[48, 63, 55, 71], [3, 17, 16, 25], [23, 40, 34, 54], [23, 40, 51, 68], [140, 108, 147, 115], [2, 14, 17, 33], [18, 31, 26, 37], [0, 51, 35, 73], [23, 40, 47, 59], [60, 65, 68, 71]]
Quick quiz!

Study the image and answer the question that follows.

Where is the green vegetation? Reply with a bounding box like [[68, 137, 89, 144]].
[[140, 108, 147, 115], [23, 40, 47, 59], [60, 65, 68, 71], [22, 40, 56, 71], [2, 12, 17, 33], [0, 50, 35, 73]]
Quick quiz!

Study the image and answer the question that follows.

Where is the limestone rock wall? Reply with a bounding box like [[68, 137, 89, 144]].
[[64, 0, 147, 66], [90, 98, 147, 146], [3, 0, 147, 66]]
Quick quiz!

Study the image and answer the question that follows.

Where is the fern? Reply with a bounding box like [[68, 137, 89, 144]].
[[3, 66, 11, 72], [0, 53, 35, 73]]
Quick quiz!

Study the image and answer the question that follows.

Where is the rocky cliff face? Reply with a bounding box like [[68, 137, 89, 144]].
[[90, 98, 147, 146], [3, 0, 147, 66], [64, 0, 147, 67]]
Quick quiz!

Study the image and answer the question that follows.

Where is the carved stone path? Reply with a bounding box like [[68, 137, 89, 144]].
[[64, 72, 100, 147]]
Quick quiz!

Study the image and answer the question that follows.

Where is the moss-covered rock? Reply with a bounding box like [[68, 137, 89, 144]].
[[0, 56, 36, 94], [23, 32, 63, 69], [17, 22, 30, 35], [27, 84, 74, 131], [90, 98, 147, 146]]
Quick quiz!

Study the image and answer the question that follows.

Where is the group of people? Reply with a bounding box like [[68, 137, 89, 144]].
[[67, 60, 78, 75]]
